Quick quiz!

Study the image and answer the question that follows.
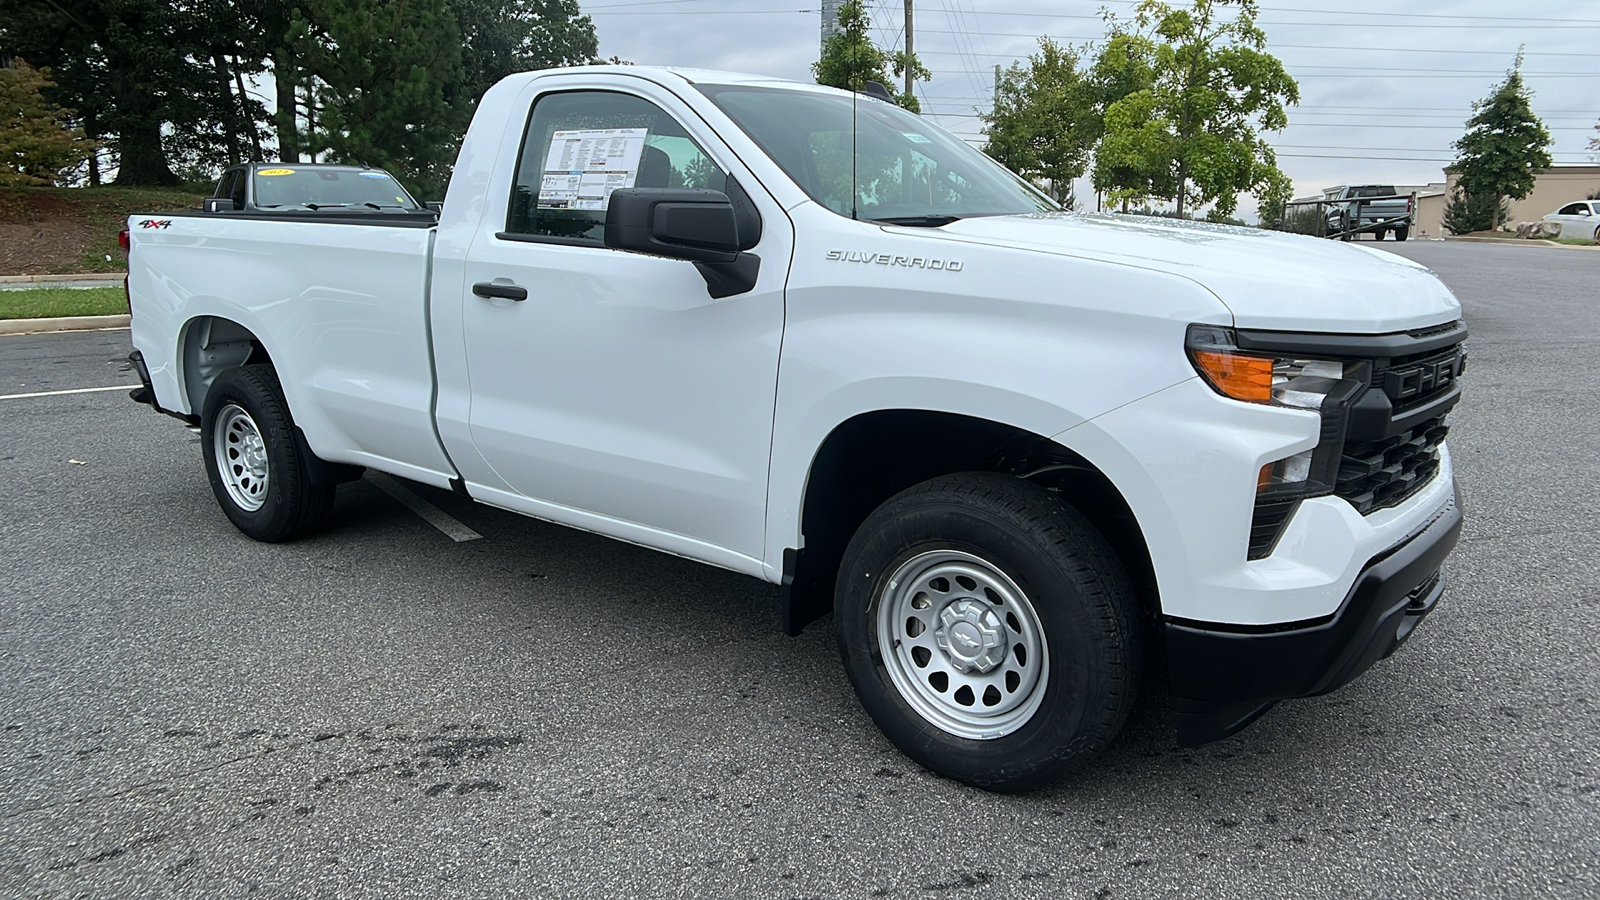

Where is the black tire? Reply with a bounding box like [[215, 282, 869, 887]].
[[835, 473, 1141, 792], [200, 365, 335, 542], [1394, 225, 1410, 242], [1374, 227, 1388, 242]]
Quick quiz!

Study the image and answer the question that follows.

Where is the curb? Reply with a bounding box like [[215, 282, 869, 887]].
[[0, 272, 127, 284], [1444, 236, 1600, 250], [0, 315, 131, 336]]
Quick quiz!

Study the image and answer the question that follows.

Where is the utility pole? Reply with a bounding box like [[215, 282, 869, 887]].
[[903, 0, 915, 99], [821, 0, 841, 48]]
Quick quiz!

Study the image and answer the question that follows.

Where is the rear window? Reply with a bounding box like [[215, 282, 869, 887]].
[[252, 168, 419, 210], [1352, 186, 1396, 198]]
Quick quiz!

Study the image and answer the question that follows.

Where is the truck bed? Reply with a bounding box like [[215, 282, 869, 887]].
[[128, 212, 457, 486]]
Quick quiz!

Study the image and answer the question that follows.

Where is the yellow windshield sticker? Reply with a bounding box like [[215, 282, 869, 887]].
[[257, 168, 295, 176]]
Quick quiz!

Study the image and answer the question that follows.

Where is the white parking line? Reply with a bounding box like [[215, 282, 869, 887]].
[[0, 384, 139, 401], [365, 472, 482, 543]]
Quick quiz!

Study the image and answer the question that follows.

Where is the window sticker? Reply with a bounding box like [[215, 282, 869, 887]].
[[257, 168, 295, 176], [902, 133, 933, 144], [537, 127, 648, 211]]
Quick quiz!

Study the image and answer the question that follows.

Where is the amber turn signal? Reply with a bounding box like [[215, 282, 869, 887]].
[[1190, 349, 1273, 403]]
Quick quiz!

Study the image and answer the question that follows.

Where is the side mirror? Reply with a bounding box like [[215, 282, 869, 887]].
[[426, 201, 443, 213], [604, 189, 740, 263], [203, 197, 235, 213]]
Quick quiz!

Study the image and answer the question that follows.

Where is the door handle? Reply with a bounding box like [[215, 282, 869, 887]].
[[473, 282, 528, 302]]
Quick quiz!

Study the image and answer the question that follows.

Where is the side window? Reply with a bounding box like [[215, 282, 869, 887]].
[[1557, 203, 1586, 216], [506, 91, 728, 242], [229, 170, 248, 209], [215, 170, 236, 199]]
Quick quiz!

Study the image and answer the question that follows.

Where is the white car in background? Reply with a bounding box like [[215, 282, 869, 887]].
[[1543, 200, 1600, 241]]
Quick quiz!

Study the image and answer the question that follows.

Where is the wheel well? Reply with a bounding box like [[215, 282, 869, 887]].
[[179, 315, 274, 414], [782, 410, 1159, 635]]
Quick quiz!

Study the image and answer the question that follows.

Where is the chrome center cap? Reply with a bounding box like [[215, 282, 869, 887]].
[[934, 599, 1007, 673], [242, 435, 267, 478]]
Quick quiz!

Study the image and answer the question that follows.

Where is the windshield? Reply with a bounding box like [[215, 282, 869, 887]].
[[698, 85, 1056, 223], [252, 167, 420, 209]]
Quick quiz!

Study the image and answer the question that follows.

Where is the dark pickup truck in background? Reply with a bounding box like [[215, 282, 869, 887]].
[[1324, 184, 1413, 241]]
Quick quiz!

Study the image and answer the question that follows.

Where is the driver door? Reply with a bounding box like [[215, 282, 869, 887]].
[[456, 83, 789, 566]]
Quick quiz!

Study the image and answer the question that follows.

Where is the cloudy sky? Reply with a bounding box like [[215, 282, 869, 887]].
[[583, 0, 1600, 215]]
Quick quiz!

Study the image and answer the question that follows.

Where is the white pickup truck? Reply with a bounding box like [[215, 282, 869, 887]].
[[126, 66, 1466, 791]]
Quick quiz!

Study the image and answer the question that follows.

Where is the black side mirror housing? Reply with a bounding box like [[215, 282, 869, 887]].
[[426, 201, 443, 213], [604, 189, 741, 263], [203, 197, 234, 213]]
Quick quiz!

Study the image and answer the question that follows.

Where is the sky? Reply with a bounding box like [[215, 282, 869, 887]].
[[581, 0, 1600, 217]]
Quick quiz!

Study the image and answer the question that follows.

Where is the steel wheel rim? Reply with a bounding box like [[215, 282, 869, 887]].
[[875, 549, 1049, 740], [215, 404, 269, 512]]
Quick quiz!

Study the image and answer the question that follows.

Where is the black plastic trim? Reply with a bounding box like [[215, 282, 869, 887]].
[[292, 426, 365, 488], [695, 253, 761, 299], [780, 547, 832, 636], [126, 350, 200, 425], [1235, 320, 1467, 358], [495, 231, 604, 248], [131, 209, 439, 228], [1167, 490, 1462, 746]]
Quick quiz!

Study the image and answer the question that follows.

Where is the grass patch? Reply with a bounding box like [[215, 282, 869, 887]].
[[0, 286, 126, 320]]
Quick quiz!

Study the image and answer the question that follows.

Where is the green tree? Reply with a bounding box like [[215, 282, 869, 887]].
[[294, 0, 467, 197], [1441, 189, 1503, 235], [0, 60, 95, 186], [1090, 0, 1298, 218], [450, 0, 599, 106], [0, 0, 266, 185], [813, 0, 927, 112], [982, 38, 1099, 206], [1451, 55, 1552, 230]]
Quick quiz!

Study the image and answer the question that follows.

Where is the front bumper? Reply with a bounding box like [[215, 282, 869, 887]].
[[1166, 488, 1462, 746]]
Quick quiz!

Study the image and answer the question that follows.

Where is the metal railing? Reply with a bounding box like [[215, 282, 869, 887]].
[[1272, 192, 1418, 241]]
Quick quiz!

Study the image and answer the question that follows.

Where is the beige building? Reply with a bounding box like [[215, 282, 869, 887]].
[[1413, 164, 1600, 239]]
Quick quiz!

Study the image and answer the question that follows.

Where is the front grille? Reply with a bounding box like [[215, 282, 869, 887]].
[[1335, 416, 1449, 515], [1370, 345, 1464, 413]]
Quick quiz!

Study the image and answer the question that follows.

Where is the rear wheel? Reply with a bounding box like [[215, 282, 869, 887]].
[[835, 473, 1141, 792], [1374, 227, 1388, 241], [1394, 224, 1410, 242], [201, 365, 335, 542]]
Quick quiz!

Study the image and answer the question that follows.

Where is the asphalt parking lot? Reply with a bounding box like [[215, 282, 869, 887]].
[[2, 240, 1597, 898]]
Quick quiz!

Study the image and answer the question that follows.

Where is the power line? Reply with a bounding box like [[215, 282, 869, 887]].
[[966, 4, 1600, 25]]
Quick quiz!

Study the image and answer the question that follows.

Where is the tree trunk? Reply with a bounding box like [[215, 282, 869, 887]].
[[234, 59, 262, 161], [112, 116, 179, 186], [273, 58, 299, 163], [213, 52, 241, 165], [84, 110, 102, 186]]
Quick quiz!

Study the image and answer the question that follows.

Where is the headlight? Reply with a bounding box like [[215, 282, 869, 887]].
[[1185, 324, 1373, 559], [1185, 325, 1368, 410]]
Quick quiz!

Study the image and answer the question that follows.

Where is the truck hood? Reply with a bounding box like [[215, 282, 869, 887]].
[[920, 212, 1460, 333]]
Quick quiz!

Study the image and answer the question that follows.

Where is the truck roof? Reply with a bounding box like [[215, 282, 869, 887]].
[[506, 64, 851, 95]]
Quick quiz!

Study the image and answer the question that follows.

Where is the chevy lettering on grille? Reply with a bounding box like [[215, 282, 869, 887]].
[[1384, 347, 1464, 402]]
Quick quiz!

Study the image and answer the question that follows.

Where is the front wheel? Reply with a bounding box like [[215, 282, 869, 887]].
[[835, 473, 1141, 792], [201, 365, 335, 542]]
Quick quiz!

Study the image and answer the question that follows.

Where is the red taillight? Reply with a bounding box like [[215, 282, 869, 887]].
[[117, 229, 130, 254]]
